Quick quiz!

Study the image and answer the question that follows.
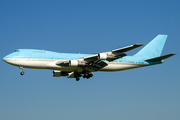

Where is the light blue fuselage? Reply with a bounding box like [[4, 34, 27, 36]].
[[3, 49, 162, 72], [3, 35, 175, 80]]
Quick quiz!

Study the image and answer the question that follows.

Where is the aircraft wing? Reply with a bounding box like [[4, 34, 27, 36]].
[[83, 44, 144, 62], [56, 44, 143, 71], [111, 44, 144, 54], [86, 60, 108, 71]]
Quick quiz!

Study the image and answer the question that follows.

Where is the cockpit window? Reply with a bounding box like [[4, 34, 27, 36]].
[[15, 50, 19, 52]]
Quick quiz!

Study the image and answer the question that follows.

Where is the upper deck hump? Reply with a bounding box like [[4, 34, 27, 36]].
[[15, 49, 93, 60]]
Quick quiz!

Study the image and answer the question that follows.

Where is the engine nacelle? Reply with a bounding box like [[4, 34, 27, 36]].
[[98, 53, 125, 61], [53, 70, 68, 77], [98, 53, 108, 60], [69, 60, 86, 66], [69, 60, 79, 66]]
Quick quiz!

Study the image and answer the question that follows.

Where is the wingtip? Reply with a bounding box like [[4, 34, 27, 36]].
[[134, 44, 144, 46], [158, 34, 168, 36], [171, 53, 177, 55]]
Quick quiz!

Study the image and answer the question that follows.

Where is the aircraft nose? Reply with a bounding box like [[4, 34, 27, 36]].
[[3, 56, 8, 62], [3, 55, 16, 65]]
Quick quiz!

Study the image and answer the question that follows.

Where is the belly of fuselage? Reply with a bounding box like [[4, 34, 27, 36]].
[[4, 58, 148, 72], [99, 62, 148, 71], [4, 58, 83, 72]]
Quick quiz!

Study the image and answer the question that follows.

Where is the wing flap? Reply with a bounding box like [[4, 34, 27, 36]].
[[144, 53, 176, 62], [87, 60, 108, 71]]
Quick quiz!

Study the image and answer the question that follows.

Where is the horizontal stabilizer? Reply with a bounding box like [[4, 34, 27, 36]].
[[144, 53, 176, 62]]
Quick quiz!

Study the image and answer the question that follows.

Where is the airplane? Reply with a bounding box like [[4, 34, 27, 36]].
[[3, 35, 176, 81]]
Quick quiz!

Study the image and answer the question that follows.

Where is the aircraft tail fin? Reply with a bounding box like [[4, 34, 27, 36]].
[[134, 35, 168, 59]]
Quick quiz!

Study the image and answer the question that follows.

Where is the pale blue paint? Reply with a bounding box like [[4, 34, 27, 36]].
[[3, 35, 167, 66], [3, 50, 163, 66], [3, 49, 93, 60], [1, 1, 179, 120], [134, 35, 167, 59]]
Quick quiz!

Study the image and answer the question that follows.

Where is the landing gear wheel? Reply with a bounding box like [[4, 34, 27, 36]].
[[20, 72, 24, 75], [20, 67, 24, 75], [89, 73, 93, 77], [83, 72, 93, 79], [76, 78, 80, 81]]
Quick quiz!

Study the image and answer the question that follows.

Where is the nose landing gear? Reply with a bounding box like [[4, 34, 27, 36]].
[[20, 71, 24, 75], [20, 67, 24, 75]]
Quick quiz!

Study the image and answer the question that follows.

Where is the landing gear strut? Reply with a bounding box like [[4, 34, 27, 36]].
[[20, 67, 24, 75]]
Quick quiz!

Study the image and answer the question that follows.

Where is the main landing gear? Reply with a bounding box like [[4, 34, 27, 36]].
[[74, 70, 93, 81], [82, 70, 93, 79], [20, 67, 24, 75], [74, 74, 82, 81], [76, 77, 80, 81]]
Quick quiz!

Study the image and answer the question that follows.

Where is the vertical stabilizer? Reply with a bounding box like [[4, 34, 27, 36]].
[[134, 35, 167, 59]]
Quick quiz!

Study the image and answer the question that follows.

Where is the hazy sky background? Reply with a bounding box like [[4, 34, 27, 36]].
[[0, 0, 179, 120]]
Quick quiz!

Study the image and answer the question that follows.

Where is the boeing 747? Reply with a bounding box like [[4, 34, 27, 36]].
[[3, 35, 176, 81]]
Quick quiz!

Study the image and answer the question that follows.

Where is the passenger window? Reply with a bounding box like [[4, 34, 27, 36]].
[[15, 50, 19, 52]]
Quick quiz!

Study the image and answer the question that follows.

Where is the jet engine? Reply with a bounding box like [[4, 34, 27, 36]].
[[69, 60, 78, 66], [98, 53, 115, 60], [53, 70, 68, 77], [98, 53, 127, 61], [98, 53, 107, 60], [69, 60, 86, 66]]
